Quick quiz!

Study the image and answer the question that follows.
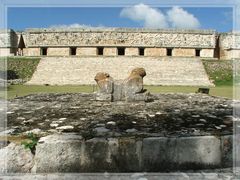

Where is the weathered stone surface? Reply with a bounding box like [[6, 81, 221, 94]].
[[142, 136, 221, 171], [33, 135, 121, 173], [200, 49, 214, 58], [94, 72, 113, 94], [7, 93, 233, 137], [0, 173, 238, 180], [95, 92, 112, 101], [32, 134, 232, 173], [94, 67, 151, 101], [145, 48, 166, 56], [0, 29, 18, 48], [172, 48, 195, 57], [103, 47, 117, 56], [221, 135, 233, 167], [26, 57, 213, 86], [24, 28, 216, 48], [117, 138, 142, 171], [0, 143, 34, 173], [125, 48, 139, 56], [82, 138, 119, 172], [47, 47, 69, 56], [32, 133, 83, 173], [76, 47, 97, 56], [124, 67, 146, 95]]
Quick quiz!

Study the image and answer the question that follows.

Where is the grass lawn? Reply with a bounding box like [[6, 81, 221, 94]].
[[5, 84, 233, 99]]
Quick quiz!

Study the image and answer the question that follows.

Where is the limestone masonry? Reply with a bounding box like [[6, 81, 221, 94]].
[[0, 28, 239, 59]]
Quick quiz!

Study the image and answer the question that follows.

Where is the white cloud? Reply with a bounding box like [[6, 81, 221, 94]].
[[167, 6, 200, 29], [49, 23, 105, 29], [120, 4, 201, 29], [120, 3, 169, 28]]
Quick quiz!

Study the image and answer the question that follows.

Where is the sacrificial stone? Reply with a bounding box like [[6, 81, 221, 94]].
[[94, 68, 152, 102]]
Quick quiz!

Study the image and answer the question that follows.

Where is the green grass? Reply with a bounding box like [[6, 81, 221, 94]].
[[146, 85, 232, 99], [5, 85, 233, 99], [6, 85, 96, 99], [202, 60, 233, 86], [0, 57, 40, 80]]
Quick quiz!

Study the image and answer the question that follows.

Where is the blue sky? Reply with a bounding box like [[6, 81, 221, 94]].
[[7, 6, 233, 32]]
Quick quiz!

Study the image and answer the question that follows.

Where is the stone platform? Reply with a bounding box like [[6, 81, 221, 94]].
[[0, 93, 235, 173], [6, 93, 232, 137], [27, 57, 213, 86]]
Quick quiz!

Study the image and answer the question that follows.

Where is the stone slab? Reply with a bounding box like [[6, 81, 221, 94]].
[[142, 136, 221, 171]]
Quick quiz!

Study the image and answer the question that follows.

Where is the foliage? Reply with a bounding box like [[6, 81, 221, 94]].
[[21, 132, 39, 154]]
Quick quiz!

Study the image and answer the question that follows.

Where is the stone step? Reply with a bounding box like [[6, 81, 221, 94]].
[[27, 57, 213, 86]]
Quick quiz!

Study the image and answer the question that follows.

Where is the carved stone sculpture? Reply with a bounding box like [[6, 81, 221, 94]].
[[94, 72, 113, 94], [124, 67, 146, 95], [94, 68, 151, 101]]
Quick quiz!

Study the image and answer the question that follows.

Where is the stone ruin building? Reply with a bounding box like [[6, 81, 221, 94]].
[[0, 28, 240, 59], [0, 28, 239, 86]]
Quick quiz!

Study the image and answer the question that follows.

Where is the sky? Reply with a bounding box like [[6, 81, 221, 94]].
[[7, 4, 233, 32]]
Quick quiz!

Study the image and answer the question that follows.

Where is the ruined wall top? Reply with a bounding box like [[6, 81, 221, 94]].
[[23, 28, 217, 48], [0, 29, 18, 48], [219, 32, 240, 49], [25, 28, 216, 34]]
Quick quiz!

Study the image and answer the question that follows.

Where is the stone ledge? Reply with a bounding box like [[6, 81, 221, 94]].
[[25, 28, 217, 34], [11, 134, 231, 173]]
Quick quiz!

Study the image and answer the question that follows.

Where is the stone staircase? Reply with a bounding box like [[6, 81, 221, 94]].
[[27, 57, 213, 86]]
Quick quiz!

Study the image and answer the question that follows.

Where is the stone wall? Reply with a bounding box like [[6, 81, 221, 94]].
[[23, 48, 40, 56], [48, 47, 69, 56], [219, 33, 240, 59], [104, 47, 117, 56], [0, 29, 18, 56], [76, 47, 97, 56], [172, 48, 195, 57], [3, 28, 240, 59], [0, 48, 11, 56], [24, 28, 216, 49], [145, 48, 166, 56], [200, 49, 214, 58], [125, 48, 139, 56]]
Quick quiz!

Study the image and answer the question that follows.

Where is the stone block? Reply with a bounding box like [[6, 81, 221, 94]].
[[95, 92, 112, 101], [200, 49, 214, 58], [0, 48, 11, 56], [142, 137, 178, 171], [0, 143, 34, 173], [103, 47, 117, 56], [117, 138, 142, 171], [177, 136, 221, 167], [47, 48, 69, 56], [125, 48, 139, 56], [219, 49, 240, 60], [125, 92, 152, 102], [83, 138, 119, 172], [112, 81, 124, 101], [142, 136, 221, 171], [76, 47, 97, 56], [221, 135, 233, 167], [32, 134, 83, 173], [23, 48, 40, 56], [230, 49, 240, 59], [172, 48, 195, 57], [145, 48, 166, 56]]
